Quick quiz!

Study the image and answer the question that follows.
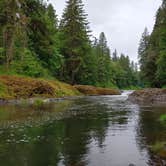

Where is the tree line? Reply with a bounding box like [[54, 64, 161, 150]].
[[0, 0, 139, 88], [138, 0, 166, 88]]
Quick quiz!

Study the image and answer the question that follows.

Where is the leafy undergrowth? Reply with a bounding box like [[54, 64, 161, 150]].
[[123, 86, 142, 90], [74, 85, 120, 95], [0, 75, 81, 100]]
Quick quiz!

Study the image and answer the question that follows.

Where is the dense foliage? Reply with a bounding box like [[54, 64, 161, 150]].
[[138, 0, 166, 88], [0, 0, 139, 88]]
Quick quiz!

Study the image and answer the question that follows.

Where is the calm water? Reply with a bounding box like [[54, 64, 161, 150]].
[[0, 91, 165, 166]]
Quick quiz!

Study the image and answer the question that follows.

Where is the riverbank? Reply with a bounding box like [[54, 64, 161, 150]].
[[74, 85, 120, 95], [128, 88, 166, 104], [0, 75, 120, 103]]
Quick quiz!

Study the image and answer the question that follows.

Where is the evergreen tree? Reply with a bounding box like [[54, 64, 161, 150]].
[[0, 0, 18, 68], [138, 27, 150, 86], [156, 0, 166, 86], [112, 49, 118, 61], [0, 0, 141, 88], [139, 0, 166, 87], [95, 32, 114, 87], [59, 0, 91, 84]]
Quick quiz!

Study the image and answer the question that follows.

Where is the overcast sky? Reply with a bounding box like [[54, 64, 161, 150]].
[[48, 0, 162, 62]]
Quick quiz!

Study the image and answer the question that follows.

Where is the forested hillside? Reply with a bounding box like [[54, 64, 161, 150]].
[[138, 0, 166, 88], [1, 0, 139, 88]]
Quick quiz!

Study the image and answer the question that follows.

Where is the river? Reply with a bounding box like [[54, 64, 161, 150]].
[[0, 91, 165, 166]]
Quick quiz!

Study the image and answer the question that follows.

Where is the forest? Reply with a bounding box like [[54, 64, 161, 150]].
[[0, 0, 139, 89], [0, 0, 165, 89], [138, 0, 166, 88], [0, 1, 166, 165]]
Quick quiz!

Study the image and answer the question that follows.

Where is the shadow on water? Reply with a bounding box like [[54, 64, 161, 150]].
[[0, 92, 165, 166]]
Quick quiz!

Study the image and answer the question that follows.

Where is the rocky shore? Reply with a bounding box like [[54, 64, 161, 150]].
[[128, 88, 166, 104]]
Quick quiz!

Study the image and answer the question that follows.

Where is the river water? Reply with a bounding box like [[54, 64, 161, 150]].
[[0, 91, 165, 166]]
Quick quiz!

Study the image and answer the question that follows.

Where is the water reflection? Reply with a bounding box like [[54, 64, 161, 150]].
[[136, 105, 166, 165], [0, 94, 165, 165], [0, 98, 111, 166]]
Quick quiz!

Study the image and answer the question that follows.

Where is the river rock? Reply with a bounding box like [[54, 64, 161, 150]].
[[128, 164, 136, 166], [128, 88, 166, 104]]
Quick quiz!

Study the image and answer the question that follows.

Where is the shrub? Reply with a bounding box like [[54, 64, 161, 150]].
[[10, 49, 49, 78]]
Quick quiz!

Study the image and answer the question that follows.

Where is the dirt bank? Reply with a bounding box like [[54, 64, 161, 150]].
[[128, 88, 166, 104], [0, 75, 81, 100], [74, 85, 120, 95], [0, 75, 120, 102]]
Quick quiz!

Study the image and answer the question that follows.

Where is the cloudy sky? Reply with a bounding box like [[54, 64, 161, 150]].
[[48, 0, 162, 62]]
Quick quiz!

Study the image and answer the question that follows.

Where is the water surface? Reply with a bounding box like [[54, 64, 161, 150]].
[[0, 91, 165, 166]]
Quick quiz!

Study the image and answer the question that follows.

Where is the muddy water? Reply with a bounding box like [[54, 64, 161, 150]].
[[0, 91, 165, 166]]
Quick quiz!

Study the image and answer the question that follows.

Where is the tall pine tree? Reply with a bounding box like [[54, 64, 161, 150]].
[[138, 27, 150, 86], [59, 0, 91, 84], [139, 0, 166, 87]]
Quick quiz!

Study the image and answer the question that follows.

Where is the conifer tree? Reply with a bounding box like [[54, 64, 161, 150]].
[[138, 27, 150, 86], [96, 32, 113, 87], [140, 0, 166, 87], [59, 0, 91, 84], [112, 49, 118, 61], [156, 0, 166, 86], [1, 0, 18, 68]]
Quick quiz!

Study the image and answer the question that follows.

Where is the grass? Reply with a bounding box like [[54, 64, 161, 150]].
[[159, 114, 166, 124], [150, 142, 166, 158], [123, 86, 142, 90], [150, 142, 166, 153], [20, 99, 29, 107], [162, 85, 166, 89], [33, 99, 44, 108]]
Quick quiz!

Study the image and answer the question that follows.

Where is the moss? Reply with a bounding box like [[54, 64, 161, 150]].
[[0, 75, 120, 101], [0, 82, 11, 99], [0, 75, 81, 100], [48, 80, 81, 97], [0, 82, 5, 97]]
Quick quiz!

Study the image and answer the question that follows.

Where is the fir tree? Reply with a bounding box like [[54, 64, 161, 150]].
[[59, 0, 91, 84], [112, 49, 118, 61], [138, 27, 150, 86]]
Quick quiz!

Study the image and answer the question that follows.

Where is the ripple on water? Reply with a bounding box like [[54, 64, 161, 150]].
[[0, 92, 165, 166]]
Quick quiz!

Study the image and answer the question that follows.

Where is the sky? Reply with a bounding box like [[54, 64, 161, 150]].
[[48, 0, 162, 62]]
